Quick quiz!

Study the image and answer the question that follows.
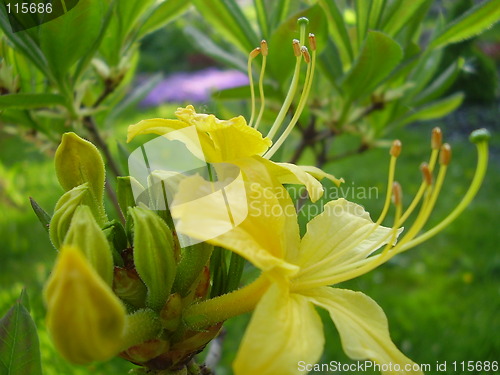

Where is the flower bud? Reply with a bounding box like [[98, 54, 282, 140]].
[[49, 183, 88, 249], [55, 132, 107, 224], [129, 207, 177, 311], [160, 293, 182, 332], [44, 246, 126, 364], [113, 267, 148, 308], [64, 205, 114, 285]]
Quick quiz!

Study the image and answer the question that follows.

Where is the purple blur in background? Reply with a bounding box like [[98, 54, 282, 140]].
[[141, 67, 249, 106]]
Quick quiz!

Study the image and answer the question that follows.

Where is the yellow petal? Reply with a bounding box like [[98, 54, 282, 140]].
[[127, 118, 218, 162], [294, 199, 402, 285], [171, 158, 299, 275], [175, 105, 272, 161], [44, 246, 126, 364], [298, 165, 344, 186], [257, 158, 325, 203], [127, 118, 188, 143], [306, 287, 423, 375], [234, 283, 324, 375]]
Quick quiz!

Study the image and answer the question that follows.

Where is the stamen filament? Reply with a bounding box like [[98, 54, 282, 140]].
[[254, 40, 268, 130], [398, 140, 488, 252], [247, 47, 261, 127], [397, 161, 448, 247], [398, 149, 439, 224], [264, 46, 315, 159], [266, 40, 303, 141], [375, 143, 399, 225]]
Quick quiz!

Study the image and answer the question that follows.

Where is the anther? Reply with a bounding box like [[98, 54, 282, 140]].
[[431, 127, 442, 150], [292, 39, 301, 57], [420, 163, 433, 185], [392, 181, 403, 206], [301, 46, 311, 63], [469, 128, 491, 144], [260, 40, 268, 56], [390, 140, 402, 157], [308, 33, 317, 51], [440, 144, 452, 165], [249, 47, 261, 58]]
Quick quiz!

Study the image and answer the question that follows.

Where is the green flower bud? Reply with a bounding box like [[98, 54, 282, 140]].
[[55, 132, 107, 224], [64, 205, 114, 286], [159, 293, 182, 332], [129, 207, 176, 311], [44, 245, 126, 364], [113, 267, 148, 309], [49, 183, 88, 249]]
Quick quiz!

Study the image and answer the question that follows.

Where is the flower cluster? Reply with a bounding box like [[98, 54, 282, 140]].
[[42, 18, 490, 375]]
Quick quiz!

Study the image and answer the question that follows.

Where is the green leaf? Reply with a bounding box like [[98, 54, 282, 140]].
[[191, 0, 259, 53], [368, 0, 386, 29], [129, 207, 176, 311], [29, 197, 51, 233], [414, 59, 464, 106], [0, 93, 66, 109], [341, 31, 403, 101], [39, 0, 105, 82], [138, 0, 191, 38], [270, 0, 290, 29], [395, 92, 464, 128], [430, 0, 500, 50], [0, 7, 49, 77], [253, 0, 269, 38], [183, 26, 247, 72], [355, 0, 372, 48], [382, 0, 428, 37], [213, 84, 280, 101], [0, 292, 42, 375], [317, 0, 353, 66]]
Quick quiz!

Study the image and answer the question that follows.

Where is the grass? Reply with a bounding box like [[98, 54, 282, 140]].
[[0, 104, 498, 374]]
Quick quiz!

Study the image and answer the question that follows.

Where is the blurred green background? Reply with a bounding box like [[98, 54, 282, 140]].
[[1, 0, 500, 374]]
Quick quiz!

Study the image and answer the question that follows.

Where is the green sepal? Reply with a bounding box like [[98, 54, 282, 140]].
[[64, 205, 114, 286], [49, 183, 89, 249], [29, 197, 51, 233], [117, 176, 138, 215], [129, 207, 177, 311], [55, 132, 107, 224]]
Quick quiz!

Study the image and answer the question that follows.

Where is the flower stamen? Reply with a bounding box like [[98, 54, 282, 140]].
[[247, 47, 261, 127], [254, 40, 268, 130], [265, 39, 303, 141]]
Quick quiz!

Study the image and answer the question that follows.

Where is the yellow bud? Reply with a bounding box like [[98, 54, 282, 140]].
[[64, 205, 114, 285], [55, 132, 107, 224], [44, 246, 126, 364]]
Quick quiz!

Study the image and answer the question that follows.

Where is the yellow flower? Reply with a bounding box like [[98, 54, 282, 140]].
[[127, 105, 342, 203], [44, 245, 127, 364], [177, 129, 490, 375], [175, 163, 416, 375]]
